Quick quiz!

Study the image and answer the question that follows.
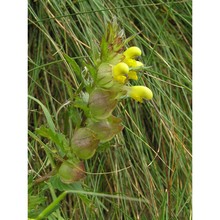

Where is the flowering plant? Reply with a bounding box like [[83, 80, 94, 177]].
[[57, 22, 153, 183], [35, 21, 153, 185]]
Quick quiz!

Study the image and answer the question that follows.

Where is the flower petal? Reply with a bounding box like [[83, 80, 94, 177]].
[[123, 46, 142, 59], [128, 86, 153, 102]]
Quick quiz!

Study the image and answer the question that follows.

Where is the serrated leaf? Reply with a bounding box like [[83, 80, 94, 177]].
[[50, 175, 93, 208], [28, 195, 46, 218], [35, 126, 68, 156], [28, 195, 46, 210], [28, 95, 56, 132], [83, 62, 97, 81], [68, 106, 82, 128], [50, 175, 83, 191], [73, 96, 90, 117]]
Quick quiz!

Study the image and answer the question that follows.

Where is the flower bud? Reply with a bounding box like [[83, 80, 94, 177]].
[[58, 160, 86, 184], [128, 86, 153, 103], [71, 128, 100, 159], [89, 88, 117, 120], [123, 46, 142, 59]]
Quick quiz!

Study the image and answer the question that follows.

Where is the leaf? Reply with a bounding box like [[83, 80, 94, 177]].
[[64, 78, 74, 100], [97, 141, 111, 152], [68, 106, 82, 128], [121, 33, 139, 49], [73, 96, 90, 117], [63, 53, 82, 80], [50, 175, 93, 208], [28, 181, 47, 219], [100, 36, 109, 62], [83, 62, 97, 81], [35, 125, 68, 156], [50, 174, 83, 191], [28, 195, 46, 219], [28, 95, 56, 132]]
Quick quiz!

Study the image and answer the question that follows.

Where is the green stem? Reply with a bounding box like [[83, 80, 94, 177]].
[[35, 191, 67, 220]]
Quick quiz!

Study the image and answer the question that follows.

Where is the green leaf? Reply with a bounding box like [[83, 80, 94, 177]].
[[28, 95, 56, 132], [97, 141, 111, 152], [83, 62, 97, 81], [28, 195, 46, 219], [73, 96, 90, 117], [63, 53, 82, 80], [35, 125, 68, 156], [68, 106, 82, 128], [121, 33, 139, 49], [50, 175, 94, 209], [100, 36, 109, 62], [64, 78, 74, 100], [28, 179, 47, 219], [50, 174, 83, 191]]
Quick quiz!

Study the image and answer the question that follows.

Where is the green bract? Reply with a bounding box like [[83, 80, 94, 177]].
[[58, 161, 86, 184], [71, 128, 100, 159], [96, 63, 114, 88], [89, 88, 118, 120], [87, 115, 123, 143]]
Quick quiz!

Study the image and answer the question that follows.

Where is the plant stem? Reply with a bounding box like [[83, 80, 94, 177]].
[[35, 191, 67, 220]]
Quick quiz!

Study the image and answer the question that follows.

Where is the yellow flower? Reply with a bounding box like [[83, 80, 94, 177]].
[[128, 86, 153, 103], [122, 60, 143, 81], [112, 62, 129, 84], [113, 75, 127, 84], [123, 46, 142, 59], [127, 71, 138, 80], [123, 47, 143, 81], [112, 47, 144, 83], [135, 61, 144, 67], [123, 58, 143, 68]]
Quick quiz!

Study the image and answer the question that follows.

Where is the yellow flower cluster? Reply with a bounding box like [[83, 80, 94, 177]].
[[112, 46, 143, 83], [112, 46, 153, 103]]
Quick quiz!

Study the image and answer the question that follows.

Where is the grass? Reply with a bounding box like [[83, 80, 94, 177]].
[[28, 0, 192, 219]]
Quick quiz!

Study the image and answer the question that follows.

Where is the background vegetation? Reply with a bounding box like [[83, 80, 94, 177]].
[[28, 0, 192, 219]]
